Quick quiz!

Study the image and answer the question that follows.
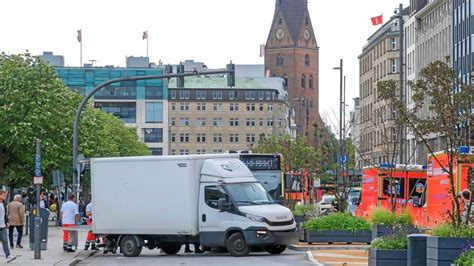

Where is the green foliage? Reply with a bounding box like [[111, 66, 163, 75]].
[[432, 224, 474, 238], [304, 212, 370, 231], [371, 235, 408, 250], [455, 248, 474, 266], [0, 53, 150, 188], [293, 204, 319, 219], [370, 208, 413, 226]]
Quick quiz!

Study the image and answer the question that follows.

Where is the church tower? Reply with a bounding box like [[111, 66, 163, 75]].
[[265, 0, 320, 143]]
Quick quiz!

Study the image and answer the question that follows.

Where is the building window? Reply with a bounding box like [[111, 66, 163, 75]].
[[180, 117, 190, 126], [258, 91, 264, 100], [171, 103, 176, 111], [212, 90, 223, 100], [266, 91, 272, 100], [180, 133, 190, 143], [213, 149, 223, 154], [278, 17, 283, 25], [196, 133, 206, 143], [170, 117, 176, 126], [301, 74, 306, 88], [144, 128, 163, 143], [305, 54, 310, 67], [391, 59, 398, 73], [259, 104, 264, 111], [246, 103, 256, 111], [309, 98, 313, 108], [180, 149, 189, 155], [145, 102, 163, 123], [171, 149, 176, 155], [170, 90, 176, 99], [180, 103, 190, 111], [94, 102, 136, 123], [197, 103, 206, 111], [196, 118, 206, 126], [230, 103, 239, 111], [196, 90, 206, 99], [145, 86, 163, 100], [196, 149, 206, 155], [305, 17, 309, 26], [213, 118, 224, 126], [179, 90, 190, 99], [245, 91, 256, 100], [276, 54, 284, 66], [246, 133, 256, 143], [259, 118, 264, 126], [213, 133, 223, 143], [309, 75, 313, 89], [149, 148, 163, 155], [230, 134, 239, 143], [230, 118, 239, 126], [171, 133, 176, 142], [267, 118, 274, 127], [229, 90, 238, 100], [391, 38, 397, 50], [268, 104, 273, 111], [213, 103, 223, 111], [246, 118, 256, 126]]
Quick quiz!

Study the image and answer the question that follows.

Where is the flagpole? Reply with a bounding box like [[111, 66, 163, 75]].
[[80, 40, 83, 67], [147, 37, 149, 58]]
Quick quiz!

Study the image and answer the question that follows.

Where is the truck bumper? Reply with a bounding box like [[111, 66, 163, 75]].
[[243, 228, 299, 246]]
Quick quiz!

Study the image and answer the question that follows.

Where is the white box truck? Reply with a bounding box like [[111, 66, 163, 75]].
[[91, 154, 298, 257]]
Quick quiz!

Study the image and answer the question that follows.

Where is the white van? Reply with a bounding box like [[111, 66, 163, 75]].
[[91, 154, 298, 257]]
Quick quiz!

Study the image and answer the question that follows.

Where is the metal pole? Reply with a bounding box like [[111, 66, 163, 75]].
[[335, 59, 343, 186], [34, 139, 41, 259], [344, 76, 350, 185], [399, 3, 405, 164], [72, 69, 234, 198]]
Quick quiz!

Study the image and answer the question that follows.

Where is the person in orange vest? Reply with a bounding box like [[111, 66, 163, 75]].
[[84, 201, 97, 250]]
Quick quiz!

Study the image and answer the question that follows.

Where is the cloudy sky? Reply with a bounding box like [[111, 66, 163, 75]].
[[0, 0, 409, 129]]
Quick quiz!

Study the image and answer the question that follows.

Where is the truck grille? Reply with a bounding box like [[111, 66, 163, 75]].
[[264, 218, 294, 226]]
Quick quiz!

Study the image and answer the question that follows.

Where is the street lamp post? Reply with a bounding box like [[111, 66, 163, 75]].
[[72, 68, 234, 200], [333, 59, 344, 186]]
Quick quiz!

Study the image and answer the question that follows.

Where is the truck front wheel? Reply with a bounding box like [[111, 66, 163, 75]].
[[120, 235, 142, 257], [264, 245, 286, 254], [226, 232, 250, 257], [161, 244, 182, 255]]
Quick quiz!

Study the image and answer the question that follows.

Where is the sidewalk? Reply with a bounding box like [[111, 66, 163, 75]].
[[2, 224, 97, 265], [309, 250, 368, 266]]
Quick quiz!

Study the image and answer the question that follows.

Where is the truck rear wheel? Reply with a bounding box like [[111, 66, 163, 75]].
[[226, 232, 250, 257], [161, 244, 182, 255], [264, 245, 286, 254], [120, 235, 142, 257]]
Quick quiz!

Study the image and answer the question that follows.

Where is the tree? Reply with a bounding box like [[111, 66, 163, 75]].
[[0, 53, 150, 191], [378, 60, 473, 226]]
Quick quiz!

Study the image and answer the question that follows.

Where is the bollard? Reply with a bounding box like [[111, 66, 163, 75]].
[[407, 234, 429, 266]]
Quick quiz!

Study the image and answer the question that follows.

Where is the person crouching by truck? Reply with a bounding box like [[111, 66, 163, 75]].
[[61, 194, 80, 252], [84, 201, 97, 250]]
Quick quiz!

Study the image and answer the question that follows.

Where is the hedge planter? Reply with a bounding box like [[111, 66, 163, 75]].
[[369, 248, 407, 266], [306, 230, 371, 244], [371, 224, 419, 239], [426, 236, 474, 266]]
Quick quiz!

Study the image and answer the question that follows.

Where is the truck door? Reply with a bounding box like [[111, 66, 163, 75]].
[[199, 184, 232, 247]]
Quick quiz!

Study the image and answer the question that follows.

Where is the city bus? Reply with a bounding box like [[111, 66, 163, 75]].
[[238, 153, 285, 204]]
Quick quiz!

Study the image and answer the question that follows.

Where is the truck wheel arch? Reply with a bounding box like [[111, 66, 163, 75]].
[[118, 234, 144, 248], [225, 228, 243, 241]]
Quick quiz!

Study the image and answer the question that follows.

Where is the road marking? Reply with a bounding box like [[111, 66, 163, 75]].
[[306, 251, 324, 266]]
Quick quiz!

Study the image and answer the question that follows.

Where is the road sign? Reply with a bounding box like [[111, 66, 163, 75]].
[[33, 176, 43, 185], [339, 155, 347, 163], [52, 170, 65, 187], [76, 154, 86, 174], [34, 154, 41, 177]]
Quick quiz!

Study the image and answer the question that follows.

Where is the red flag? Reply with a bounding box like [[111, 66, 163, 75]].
[[371, 15, 383, 26]]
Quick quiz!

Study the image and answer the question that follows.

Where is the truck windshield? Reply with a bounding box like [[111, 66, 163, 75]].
[[224, 182, 274, 206]]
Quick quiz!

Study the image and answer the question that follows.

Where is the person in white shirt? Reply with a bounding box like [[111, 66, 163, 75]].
[[84, 201, 97, 250], [60, 194, 80, 252], [0, 190, 16, 263]]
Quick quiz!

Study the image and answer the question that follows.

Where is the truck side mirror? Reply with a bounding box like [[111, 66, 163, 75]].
[[217, 198, 231, 212]]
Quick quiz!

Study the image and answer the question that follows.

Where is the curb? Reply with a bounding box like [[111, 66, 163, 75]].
[[67, 250, 98, 266], [305, 251, 324, 266], [289, 245, 369, 251]]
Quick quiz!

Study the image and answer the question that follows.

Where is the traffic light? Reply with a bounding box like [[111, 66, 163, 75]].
[[177, 64, 185, 88], [226, 62, 235, 87]]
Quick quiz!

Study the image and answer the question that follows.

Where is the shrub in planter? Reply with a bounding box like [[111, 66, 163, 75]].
[[370, 208, 418, 239], [454, 248, 474, 266], [427, 224, 474, 266], [304, 212, 371, 244], [369, 235, 407, 266]]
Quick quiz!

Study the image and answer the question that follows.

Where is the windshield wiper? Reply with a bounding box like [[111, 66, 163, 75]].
[[252, 200, 273, 204], [236, 200, 259, 205]]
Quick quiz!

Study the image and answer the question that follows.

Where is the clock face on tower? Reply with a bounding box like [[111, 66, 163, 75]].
[[304, 29, 311, 40], [275, 28, 285, 40]]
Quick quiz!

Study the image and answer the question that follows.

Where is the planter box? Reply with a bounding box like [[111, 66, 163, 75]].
[[426, 236, 474, 266], [369, 248, 407, 266], [371, 224, 419, 239], [306, 230, 371, 244]]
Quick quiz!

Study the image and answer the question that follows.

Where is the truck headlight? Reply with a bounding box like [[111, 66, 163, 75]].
[[245, 213, 264, 222]]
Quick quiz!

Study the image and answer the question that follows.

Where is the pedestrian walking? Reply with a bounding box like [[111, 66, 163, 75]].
[[7, 194, 25, 249], [0, 190, 16, 263], [460, 189, 474, 225], [60, 194, 80, 252], [84, 201, 97, 250]]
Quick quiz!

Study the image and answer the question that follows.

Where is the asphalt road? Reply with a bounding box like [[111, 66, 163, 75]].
[[79, 248, 313, 265]]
